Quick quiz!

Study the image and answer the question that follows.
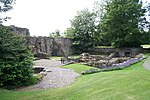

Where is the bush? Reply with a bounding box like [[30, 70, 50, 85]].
[[0, 25, 35, 87]]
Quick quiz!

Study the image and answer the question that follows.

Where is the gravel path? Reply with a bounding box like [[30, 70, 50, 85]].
[[143, 56, 150, 70], [18, 59, 80, 91]]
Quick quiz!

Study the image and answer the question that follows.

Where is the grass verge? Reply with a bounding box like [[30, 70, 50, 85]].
[[63, 64, 94, 73], [0, 60, 150, 100]]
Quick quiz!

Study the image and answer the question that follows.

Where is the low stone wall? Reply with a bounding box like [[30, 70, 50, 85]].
[[89, 48, 116, 54], [89, 47, 143, 57]]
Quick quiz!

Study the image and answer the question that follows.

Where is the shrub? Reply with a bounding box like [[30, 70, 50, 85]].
[[0, 25, 35, 87]]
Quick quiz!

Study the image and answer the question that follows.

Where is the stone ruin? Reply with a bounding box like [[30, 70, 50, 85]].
[[10, 25, 30, 36], [79, 52, 144, 69], [10, 25, 72, 58]]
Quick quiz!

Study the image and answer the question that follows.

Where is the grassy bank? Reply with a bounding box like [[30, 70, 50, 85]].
[[0, 60, 150, 100], [63, 64, 94, 73]]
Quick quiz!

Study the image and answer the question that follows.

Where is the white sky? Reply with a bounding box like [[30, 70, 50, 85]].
[[3, 0, 97, 36], [2, 0, 149, 36]]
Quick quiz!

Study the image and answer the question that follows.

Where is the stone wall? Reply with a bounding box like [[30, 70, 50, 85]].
[[10, 25, 30, 36], [10, 25, 72, 56], [26, 36, 71, 56], [10, 25, 143, 57], [89, 47, 143, 57]]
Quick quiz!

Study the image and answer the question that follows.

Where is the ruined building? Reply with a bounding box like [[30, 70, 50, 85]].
[[10, 25, 72, 57]]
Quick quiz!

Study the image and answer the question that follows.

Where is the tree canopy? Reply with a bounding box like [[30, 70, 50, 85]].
[[0, 0, 15, 23], [65, 9, 100, 51], [100, 0, 150, 47], [0, 0, 36, 87], [0, 25, 35, 87]]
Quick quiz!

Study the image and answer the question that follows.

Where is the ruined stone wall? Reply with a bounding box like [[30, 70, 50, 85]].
[[89, 48, 143, 57], [26, 36, 72, 56], [10, 25, 72, 56], [10, 25, 30, 36]]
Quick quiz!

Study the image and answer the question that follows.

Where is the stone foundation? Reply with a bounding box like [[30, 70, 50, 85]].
[[89, 47, 143, 57]]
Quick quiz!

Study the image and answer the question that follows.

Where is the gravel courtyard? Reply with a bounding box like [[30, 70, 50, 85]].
[[18, 59, 80, 91]]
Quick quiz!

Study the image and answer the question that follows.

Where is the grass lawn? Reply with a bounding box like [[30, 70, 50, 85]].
[[0, 60, 150, 100], [95, 46, 115, 48], [141, 45, 150, 49], [50, 56, 62, 60], [50, 55, 80, 61], [63, 64, 95, 73]]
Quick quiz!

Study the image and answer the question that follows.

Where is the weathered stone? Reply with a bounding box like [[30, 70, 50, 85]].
[[89, 47, 143, 57], [10, 25, 72, 57], [9, 25, 30, 36], [80, 53, 91, 62], [34, 52, 48, 59]]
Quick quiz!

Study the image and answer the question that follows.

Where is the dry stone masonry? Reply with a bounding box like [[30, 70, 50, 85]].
[[10, 25, 72, 57], [10, 25, 30, 36]]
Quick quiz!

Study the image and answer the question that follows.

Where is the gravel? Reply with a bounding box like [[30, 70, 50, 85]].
[[17, 59, 80, 91]]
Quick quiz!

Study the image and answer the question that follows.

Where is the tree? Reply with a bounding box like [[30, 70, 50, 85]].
[[101, 0, 149, 47], [65, 9, 100, 51], [64, 27, 75, 38], [0, 0, 36, 87], [0, 0, 15, 23], [0, 25, 35, 87], [49, 29, 61, 37]]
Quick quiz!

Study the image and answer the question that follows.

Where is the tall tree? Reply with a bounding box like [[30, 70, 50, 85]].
[[49, 29, 61, 37], [101, 0, 149, 47], [65, 9, 100, 51], [0, 0, 36, 87]]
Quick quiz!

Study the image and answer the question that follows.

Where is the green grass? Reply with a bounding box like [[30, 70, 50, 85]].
[[50, 56, 62, 60], [63, 64, 94, 73], [141, 45, 150, 49], [95, 46, 115, 48], [50, 55, 80, 61], [69, 55, 80, 58], [0, 60, 150, 100]]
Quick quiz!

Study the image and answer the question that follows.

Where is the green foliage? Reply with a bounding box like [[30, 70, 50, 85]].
[[0, 0, 15, 23], [64, 27, 75, 38], [49, 29, 61, 37], [0, 60, 150, 100], [101, 0, 149, 47], [143, 30, 150, 44], [65, 9, 101, 51], [0, 25, 35, 87]]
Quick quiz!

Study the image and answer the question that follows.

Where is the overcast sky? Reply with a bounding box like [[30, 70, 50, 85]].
[[3, 0, 97, 36], [2, 0, 149, 36]]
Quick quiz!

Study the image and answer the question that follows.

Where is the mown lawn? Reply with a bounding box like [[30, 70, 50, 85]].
[[141, 45, 150, 49], [63, 64, 94, 73], [0, 60, 150, 100], [50, 55, 80, 61]]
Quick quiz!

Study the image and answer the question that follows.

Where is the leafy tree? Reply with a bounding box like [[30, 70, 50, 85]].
[[0, 0, 15, 23], [64, 27, 75, 38], [0, 0, 36, 87], [101, 0, 149, 47], [65, 9, 100, 51], [49, 29, 61, 37], [0, 25, 35, 87]]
